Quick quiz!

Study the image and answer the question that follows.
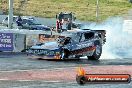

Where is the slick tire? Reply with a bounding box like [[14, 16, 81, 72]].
[[87, 41, 102, 60]]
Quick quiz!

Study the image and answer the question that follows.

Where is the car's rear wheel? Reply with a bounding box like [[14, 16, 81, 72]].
[[87, 42, 102, 60]]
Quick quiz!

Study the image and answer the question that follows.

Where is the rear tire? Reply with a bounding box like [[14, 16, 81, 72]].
[[87, 42, 102, 60]]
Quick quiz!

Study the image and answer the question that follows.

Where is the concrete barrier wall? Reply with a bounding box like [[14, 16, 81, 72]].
[[26, 34, 39, 48], [13, 34, 26, 52], [26, 34, 58, 49], [0, 29, 63, 52], [0, 33, 58, 52]]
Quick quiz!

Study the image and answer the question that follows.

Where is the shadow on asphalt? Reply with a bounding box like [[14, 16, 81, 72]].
[[0, 53, 132, 65], [35, 58, 102, 65], [35, 58, 132, 65]]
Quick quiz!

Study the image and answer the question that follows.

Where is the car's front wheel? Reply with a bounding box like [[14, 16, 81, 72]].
[[87, 42, 102, 60]]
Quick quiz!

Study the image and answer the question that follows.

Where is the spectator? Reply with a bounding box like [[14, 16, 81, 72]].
[[16, 15, 23, 29], [66, 18, 72, 30], [56, 20, 60, 32]]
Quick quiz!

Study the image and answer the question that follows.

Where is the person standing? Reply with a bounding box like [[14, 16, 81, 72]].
[[16, 15, 23, 29], [66, 18, 72, 30]]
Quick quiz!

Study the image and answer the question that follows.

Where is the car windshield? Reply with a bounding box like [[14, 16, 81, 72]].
[[22, 19, 41, 25]]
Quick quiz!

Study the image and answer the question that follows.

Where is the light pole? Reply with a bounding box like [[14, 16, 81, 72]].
[[96, 0, 99, 22], [8, 0, 13, 29]]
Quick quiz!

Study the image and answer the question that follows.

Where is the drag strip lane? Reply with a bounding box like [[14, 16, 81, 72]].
[[0, 66, 131, 82], [0, 53, 132, 71]]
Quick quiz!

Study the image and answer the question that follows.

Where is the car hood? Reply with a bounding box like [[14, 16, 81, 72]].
[[30, 41, 59, 50]]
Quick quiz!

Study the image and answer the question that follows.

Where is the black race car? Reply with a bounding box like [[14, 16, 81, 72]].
[[21, 18, 51, 31]]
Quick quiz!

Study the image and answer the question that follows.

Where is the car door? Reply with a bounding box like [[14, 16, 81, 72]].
[[67, 32, 84, 55], [79, 32, 95, 55], [63, 33, 82, 55]]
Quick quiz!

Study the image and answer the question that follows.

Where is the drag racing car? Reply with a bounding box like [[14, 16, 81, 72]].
[[27, 29, 106, 60], [2, 16, 50, 31], [21, 18, 51, 31]]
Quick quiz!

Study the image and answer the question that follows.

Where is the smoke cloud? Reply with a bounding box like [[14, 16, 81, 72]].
[[85, 17, 132, 59]]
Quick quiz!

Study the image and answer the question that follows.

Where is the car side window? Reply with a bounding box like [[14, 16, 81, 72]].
[[84, 32, 94, 40]]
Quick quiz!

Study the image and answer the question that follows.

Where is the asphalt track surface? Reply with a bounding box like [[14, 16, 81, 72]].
[[0, 53, 132, 88]]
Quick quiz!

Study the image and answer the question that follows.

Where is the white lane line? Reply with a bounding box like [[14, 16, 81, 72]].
[[16, 80, 76, 84], [0, 78, 9, 81], [17, 80, 61, 83], [0, 79, 69, 83]]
